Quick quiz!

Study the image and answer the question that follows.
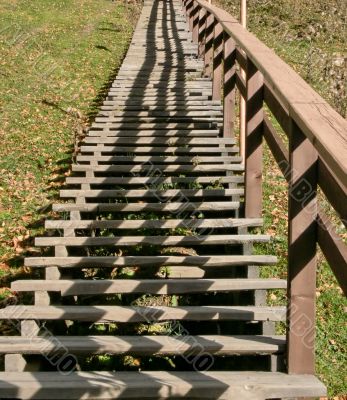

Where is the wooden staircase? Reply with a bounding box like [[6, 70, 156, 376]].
[[0, 0, 326, 398]]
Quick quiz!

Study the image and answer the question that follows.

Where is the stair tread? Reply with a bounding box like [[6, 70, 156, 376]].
[[63, 176, 244, 185], [24, 255, 277, 268], [52, 201, 242, 212], [44, 218, 263, 230], [0, 335, 286, 355], [59, 188, 244, 198], [12, 278, 286, 294], [79, 146, 238, 154], [82, 137, 234, 144], [35, 234, 270, 246], [0, 371, 326, 399], [0, 305, 286, 322]]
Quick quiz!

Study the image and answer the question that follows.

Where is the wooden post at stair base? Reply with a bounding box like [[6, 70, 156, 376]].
[[198, 8, 206, 58], [204, 13, 214, 78], [212, 22, 223, 101], [223, 33, 236, 138], [244, 59, 264, 218], [287, 121, 318, 374]]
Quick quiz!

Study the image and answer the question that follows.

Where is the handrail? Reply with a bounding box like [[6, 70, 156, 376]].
[[188, 0, 347, 186], [182, 0, 347, 377]]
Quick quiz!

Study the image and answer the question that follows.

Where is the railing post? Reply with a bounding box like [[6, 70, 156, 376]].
[[239, 0, 247, 167], [212, 22, 223, 101], [223, 33, 236, 138], [204, 13, 214, 77], [188, 0, 194, 32], [185, 0, 193, 30], [287, 121, 318, 374], [244, 59, 264, 218], [192, 2, 200, 42], [198, 8, 207, 58]]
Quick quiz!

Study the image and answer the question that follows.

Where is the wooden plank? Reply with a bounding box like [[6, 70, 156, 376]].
[[235, 70, 246, 99], [87, 130, 220, 137], [198, 7, 206, 57], [35, 234, 270, 247], [63, 176, 244, 186], [90, 122, 219, 130], [263, 115, 289, 177], [212, 22, 223, 101], [191, 0, 347, 187], [263, 86, 290, 135], [0, 371, 326, 399], [0, 335, 286, 355], [235, 47, 247, 72], [79, 146, 238, 154], [59, 188, 244, 198], [318, 159, 347, 222], [0, 305, 286, 322], [54, 201, 241, 213], [76, 155, 242, 163], [12, 278, 286, 295], [24, 255, 277, 268], [44, 218, 263, 230], [71, 164, 243, 173], [204, 12, 214, 77], [223, 33, 236, 138], [317, 212, 347, 296], [287, 121, 318, 374], [192, 2, 200, 42], [81, 137, 234, 145], [244, 59, 263, 218]]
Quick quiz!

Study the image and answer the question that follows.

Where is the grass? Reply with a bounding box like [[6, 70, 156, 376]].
[[0, 0, 140, 280], [215, 0, 347, 397]]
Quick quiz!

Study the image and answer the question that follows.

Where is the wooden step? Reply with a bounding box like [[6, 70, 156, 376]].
[[44, 218, 263, 230], [0, 371, 326, 399], [71, 164, 243, 172], [24, 255, 277, 268], [99, 105, 223, 111], [90, 122, 218, 130], [88, 129, 221, 137], [0, 335, 286, 355], [63, 176, 244, 186], [79, 146, 238, 154], [76, 155, 242, 163], [94, 117, 223, 123], [59, 188, 244, 198], [82, 137, 233, 145], [52, 201, 241, 213], [12, 278, 286, 295], [35, 234, 270, 247], [0, 305, 286, 322]]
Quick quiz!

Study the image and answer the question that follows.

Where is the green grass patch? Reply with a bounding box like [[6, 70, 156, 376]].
[[0, 0, 140, 279]]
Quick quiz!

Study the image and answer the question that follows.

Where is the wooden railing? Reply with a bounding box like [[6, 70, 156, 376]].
[[182, 0, 347, 375]]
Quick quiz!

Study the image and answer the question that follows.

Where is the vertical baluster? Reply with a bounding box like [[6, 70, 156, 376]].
[[188, 0, 194, 32], [212, 22, 223, 101], [185, 0, 193, 29], [204, 13, 214, 77], [287, 121, 318, 374], [198, 8, 206, 58], [244, 59, 264, 218], [223, 33, 236, 138], [192, 2, 200, 42]]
